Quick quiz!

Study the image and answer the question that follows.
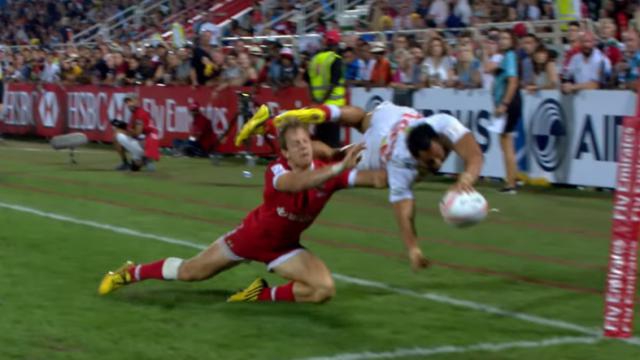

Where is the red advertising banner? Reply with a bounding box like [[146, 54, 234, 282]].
[[603, 116, 640, 338], [1, 83, 312, 155]]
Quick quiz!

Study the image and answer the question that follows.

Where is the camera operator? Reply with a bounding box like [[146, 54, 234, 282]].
[[112, 95, 159, 171]]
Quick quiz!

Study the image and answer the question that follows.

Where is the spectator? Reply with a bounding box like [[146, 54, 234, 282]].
[[421, 37, 454, 88], [190, 35, 216, 86], [355, 41, 375, 85], [524, 45, 560, 91], [370, 42, 392, 86], [40, 52, 60, 83], [453, 44, 482, 89], [481, 33, 502, 90], [125, 56, 152, 85], [173, 102, 215, 157], [452, 0, 472, 27], [278, 47, 298, 88], [238, 52, 258, 86], [390, 49, 420, 105], [221, 52, 243, 86], [519, 33, 540, 86], [343, 47, 360, 85], [428, 0, 449, 27], [248, 45, 266, 77], [562, 32, 612, 93], [563, 21, 582, 71], [618, 28, 640, 89], [391, 34, 410, 69], [410, 45, 425, 66], [198, 16, 222, 47], [493, 29, 521, 194], [540, 0, 555, 20], [518, 0, 541, 21], [415, 0, 431, 19], [599, 17, 624, 66]]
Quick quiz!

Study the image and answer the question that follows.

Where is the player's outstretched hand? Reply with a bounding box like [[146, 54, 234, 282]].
[[342, 143, 366, 169], [409, 247, 430, 272], [450, 172, 475, 193]]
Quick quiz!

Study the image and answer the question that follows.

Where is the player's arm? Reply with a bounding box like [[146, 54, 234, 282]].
[[452, 133, 483, 192], [275, 143, 364, 192], [129, 120, 144, 138], [388, 165, 429, 271], [354, 170, 387, 188]]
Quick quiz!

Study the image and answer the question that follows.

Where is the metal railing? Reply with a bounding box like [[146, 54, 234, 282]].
[[71, 0, 191, 44], [222, 18, 594, 55]]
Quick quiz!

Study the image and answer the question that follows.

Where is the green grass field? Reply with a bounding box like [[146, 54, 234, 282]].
[[1, 139, 639, 360]]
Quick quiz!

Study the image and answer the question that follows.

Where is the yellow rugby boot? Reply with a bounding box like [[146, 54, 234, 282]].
[[273, 107, 327, 128], [234, 104, 271, 146], [98, 261, 135, 296], [227, 277, 268, 302]]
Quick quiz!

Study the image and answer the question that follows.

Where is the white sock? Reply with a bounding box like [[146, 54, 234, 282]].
[[161, 257, 183, 280], [326, 105, 341, 122]]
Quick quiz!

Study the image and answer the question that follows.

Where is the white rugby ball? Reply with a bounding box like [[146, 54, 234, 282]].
[[439, 191, 488, 227]]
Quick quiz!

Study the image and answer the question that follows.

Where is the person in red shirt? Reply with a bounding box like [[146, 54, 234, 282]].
[[173, 102, 215, 157], [98, 121, 387, 303], [370, 42, 392, 86], [113, 95, 159, 171]]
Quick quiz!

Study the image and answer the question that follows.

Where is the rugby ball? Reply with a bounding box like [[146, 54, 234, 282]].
[[439, 191, 488, 227]]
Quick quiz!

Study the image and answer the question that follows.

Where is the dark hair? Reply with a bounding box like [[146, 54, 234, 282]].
[[569, 21, 580, 28], [499, 29, 518, 52], [407, 123, 438, 158], [278, 120, 309, 150], [459, 30, 473, 39]]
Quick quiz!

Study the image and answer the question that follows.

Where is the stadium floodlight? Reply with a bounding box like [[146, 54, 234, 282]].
[[50, 132, 88, 164]]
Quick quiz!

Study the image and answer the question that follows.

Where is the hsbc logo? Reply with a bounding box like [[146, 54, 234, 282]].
[[108, 93, 131, 123], [38, 91, 59, 128]]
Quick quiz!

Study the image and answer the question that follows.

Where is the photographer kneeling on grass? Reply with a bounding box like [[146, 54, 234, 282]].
[[112, 95, 160, 171]]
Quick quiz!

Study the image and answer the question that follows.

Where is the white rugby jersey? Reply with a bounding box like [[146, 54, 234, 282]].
[[365, 102, 469, 203]]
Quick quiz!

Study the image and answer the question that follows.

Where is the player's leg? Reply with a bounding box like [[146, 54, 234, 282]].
[[113, 129, 129, 170], [228, 249, 334, 303], [116, 132, 145, 170], [98, 239, 241, 295], [271, 250, 335, 303], [274, 105, 370, 133]]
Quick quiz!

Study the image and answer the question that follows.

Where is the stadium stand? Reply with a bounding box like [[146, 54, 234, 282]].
[[0, 0, 636, 90]]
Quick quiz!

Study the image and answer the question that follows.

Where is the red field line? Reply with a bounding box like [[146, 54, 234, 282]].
[[1, 181, 624, 301], [310, 237, 605, 297], [30, 174, 608, 272]]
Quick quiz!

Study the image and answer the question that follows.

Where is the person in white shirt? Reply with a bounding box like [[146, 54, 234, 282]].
[[236, 102, 483, 272], [428, 0, 450, 27], [40, 53, 61, 83], [562, 31, 612, 93], [421, 37, 455, 88]]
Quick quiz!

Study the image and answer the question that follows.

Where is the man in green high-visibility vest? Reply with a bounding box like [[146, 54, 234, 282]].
[[304, 30, 345, 147]]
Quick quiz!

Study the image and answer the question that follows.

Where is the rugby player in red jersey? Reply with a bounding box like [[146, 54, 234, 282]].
[[98, 121, 387, 303]]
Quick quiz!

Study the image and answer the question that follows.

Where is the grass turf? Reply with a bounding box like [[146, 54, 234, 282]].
[[0, 140, 639, 360]]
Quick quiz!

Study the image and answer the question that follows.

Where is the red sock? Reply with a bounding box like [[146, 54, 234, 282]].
[[316, 105, 332, 121], [128, 259, 166, 282], [257, 282, 296, 302]]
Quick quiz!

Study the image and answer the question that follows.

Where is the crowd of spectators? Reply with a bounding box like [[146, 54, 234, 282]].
[[1, 0, 640, 94]]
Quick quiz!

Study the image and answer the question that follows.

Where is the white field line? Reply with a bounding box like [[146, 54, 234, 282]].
[[0, 147, 105, 153], [295, 336, 600, 360], [2, 201, 640, 348]]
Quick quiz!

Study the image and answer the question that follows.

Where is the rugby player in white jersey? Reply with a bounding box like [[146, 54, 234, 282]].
[[235, 101, 484, 271]]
